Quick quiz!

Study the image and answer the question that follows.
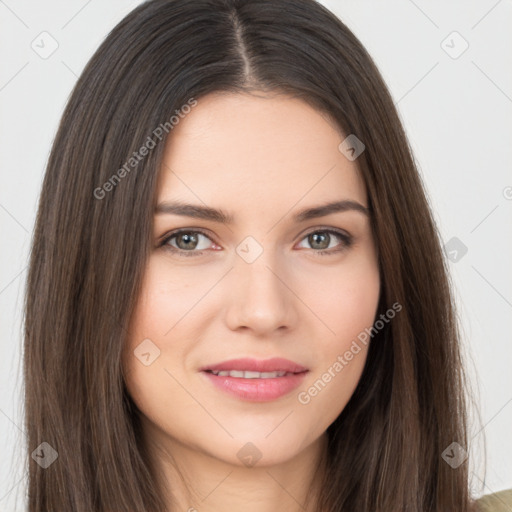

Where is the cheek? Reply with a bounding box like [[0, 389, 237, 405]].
[[127, 257, 205, 341], [330, 274, 380, 345], [295, 250, 380, 346], [122, 258, 213, 410], [291, 249, 380, 405], [122, 274, 198, 432], [294, 291, 378, 433]]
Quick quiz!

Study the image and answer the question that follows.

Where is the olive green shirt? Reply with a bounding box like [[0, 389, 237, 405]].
[[476, 489, 512, 512]]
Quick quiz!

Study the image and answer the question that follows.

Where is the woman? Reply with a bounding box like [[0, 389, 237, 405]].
[[23, 0, 508, 510]]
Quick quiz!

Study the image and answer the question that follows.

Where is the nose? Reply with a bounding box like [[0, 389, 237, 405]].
[[224, 250, 299, 336]]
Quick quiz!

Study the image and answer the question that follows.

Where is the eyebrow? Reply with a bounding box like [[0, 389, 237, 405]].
[[154, 199, 370, 224]]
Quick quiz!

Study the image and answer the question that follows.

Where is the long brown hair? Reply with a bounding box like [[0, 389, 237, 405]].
[[23, 0, 481, 510]]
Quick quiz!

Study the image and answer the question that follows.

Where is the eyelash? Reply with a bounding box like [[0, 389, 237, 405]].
[[158, 227, 353, 258]]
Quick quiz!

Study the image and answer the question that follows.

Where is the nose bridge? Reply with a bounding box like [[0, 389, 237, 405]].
[[225, 236, 297, 333]]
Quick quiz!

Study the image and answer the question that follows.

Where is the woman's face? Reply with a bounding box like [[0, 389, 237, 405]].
[[123, 91, 380, 468]]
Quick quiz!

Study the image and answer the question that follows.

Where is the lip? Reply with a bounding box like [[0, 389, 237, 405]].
[[200, 358, 309, 402]]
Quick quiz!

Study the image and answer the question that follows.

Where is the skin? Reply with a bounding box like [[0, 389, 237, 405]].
[[122, 91, 381, 511]]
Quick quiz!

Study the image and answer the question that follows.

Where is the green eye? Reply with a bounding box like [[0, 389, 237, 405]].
[[296, 229, 353, 255]]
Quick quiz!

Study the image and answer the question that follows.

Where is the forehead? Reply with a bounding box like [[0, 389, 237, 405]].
[[157, 92, 367, 215]]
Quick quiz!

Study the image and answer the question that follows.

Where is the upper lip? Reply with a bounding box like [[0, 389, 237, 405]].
[[200, 357, 308, 373]]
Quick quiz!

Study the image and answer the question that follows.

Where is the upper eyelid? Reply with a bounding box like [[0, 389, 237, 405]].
[[160, 227, 214, 244]]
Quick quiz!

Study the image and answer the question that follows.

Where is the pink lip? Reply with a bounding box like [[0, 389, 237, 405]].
[[200, 358, 309, 402]]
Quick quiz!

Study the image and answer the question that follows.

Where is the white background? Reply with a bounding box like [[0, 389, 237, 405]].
[[1, 1, 511, 509]]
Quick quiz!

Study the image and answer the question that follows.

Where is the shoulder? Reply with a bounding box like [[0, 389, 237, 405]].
[[475, 489, 512, 512]]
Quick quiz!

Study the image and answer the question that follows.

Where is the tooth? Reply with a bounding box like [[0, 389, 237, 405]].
[[244, 371, 261, 379], [210, 370, 291, 378]]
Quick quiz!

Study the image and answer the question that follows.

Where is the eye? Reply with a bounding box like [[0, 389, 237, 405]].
[[160, 229, 217, 257], [296, 228, 353, 255]]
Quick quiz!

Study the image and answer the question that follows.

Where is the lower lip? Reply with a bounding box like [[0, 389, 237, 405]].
[[201, 371, 308, 402]]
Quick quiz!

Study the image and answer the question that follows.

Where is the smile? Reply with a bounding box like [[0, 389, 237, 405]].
[[200, 358, 309, 402]]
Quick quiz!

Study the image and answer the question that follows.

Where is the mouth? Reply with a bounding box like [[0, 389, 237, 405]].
[[200, 358, 309, 402], [204, 369, 298, 378]]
